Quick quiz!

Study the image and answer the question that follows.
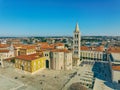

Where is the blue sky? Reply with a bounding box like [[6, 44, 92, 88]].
[[0, 0, 120, 36]]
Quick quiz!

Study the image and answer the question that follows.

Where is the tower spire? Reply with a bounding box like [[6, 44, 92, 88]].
[[74, 23, 80, 32]]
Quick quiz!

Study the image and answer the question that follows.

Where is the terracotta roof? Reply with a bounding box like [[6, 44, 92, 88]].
[[37, 42, 50, 49], [0, 50, 9, 53], [16, 53, 43, 61], [49, 44, 55, 49], [81, 46, 90, 51], [13, 44, 36, 49], [20, 45, 36, 49], [37, 42, 48, 44], [108, 46, 120, 53], [51, 49, 71, 53], [112, 65, 120, 71], [95, 46, 104, 51], [55, 43, 64, 46], [81, 46, 104, 52], [0, 44, 9, 48], [14, 42, 64, 51]]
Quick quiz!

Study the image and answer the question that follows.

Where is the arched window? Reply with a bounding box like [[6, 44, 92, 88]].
[[77, 34, 78, 38], [75, 34, 76, 38]]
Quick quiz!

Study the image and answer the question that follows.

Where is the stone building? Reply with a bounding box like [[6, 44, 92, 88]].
[[35, 42, 72, 70], [14, 44, 36, 56], [15, 53, 46, 74], [108, 46, 120, 85], [112, 65, 120, 84], [50, 49, 72, 70], [80, 46, 105, 61]]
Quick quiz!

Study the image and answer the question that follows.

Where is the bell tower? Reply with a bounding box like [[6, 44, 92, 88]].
[[73, 23, 81, 66]]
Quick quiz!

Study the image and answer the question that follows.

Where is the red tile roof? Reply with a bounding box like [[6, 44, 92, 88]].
[[37, 42, 64, 49], [0, 44, 9, 48], [108, 46, 120, 53], [55, 43, 64, 46], [81, 46, 104, 52], [112, 65, 120, 71], [14, 44, 36, 49], [95, 46, 104, 51], [16, 53, 43, 61], [38, 42, 50, 49], [81, 46, 90, 51], [0, 50, 9, 53], [51, 49, 71, 53], [21, 45, 36, 49]]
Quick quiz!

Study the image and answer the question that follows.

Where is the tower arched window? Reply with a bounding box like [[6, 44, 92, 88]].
[[76, 40, 78, 44], [74, 34, 76, 38], [74, 41, 76, 44], [77, 34, 78, 38]]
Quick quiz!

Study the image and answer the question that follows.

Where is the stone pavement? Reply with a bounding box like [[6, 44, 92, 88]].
[[0, 64, 76, 90], [62, 64, 94, 90], [0, 74, 24, 90]]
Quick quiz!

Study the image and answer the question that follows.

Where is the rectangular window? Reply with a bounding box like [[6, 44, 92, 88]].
[[25, 62, 27, 65], [118, 80, 120, 84], [74, 46, 76, 49], [34, 62, 36, 65], [28, 62, 30, 66], [76, 46, 78, 49], [76, 51, 78, 54], [74, 41, 76, 44], [38, 61, 40, 64], [16, 60, 17, 63]]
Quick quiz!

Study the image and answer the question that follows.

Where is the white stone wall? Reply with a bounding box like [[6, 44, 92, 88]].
[[111, 53, 120, 62], [51, 51, 72, 70], [52, 52, 64, 70], [112, 70, 120, 83], [0, 51, 14, 59], [64, 52, 72, 70], [81, 50, 103, 60]]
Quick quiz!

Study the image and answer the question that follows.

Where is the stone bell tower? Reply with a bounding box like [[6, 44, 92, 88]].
[[73, 23, 81, 66]]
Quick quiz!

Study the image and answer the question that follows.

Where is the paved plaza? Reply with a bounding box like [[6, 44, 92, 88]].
[[62, 60, 95, 90], [0, 60, 119, 90], [0, 75, 24, 90], [0, 64, 76, 90]]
